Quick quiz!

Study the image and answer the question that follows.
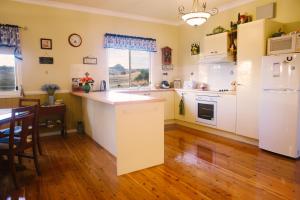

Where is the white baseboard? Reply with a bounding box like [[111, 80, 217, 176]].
[[67, 129, 77, 133], [165, 119, 258, 146], [40, 129, 77, 137], [164, 119, 176, 125]]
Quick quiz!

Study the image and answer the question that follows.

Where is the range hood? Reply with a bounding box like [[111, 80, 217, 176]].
[[199, 53, 235, 64]]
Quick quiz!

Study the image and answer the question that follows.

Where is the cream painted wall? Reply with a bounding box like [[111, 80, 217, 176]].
[[0, 0, 179, 92], [178, 0, 300, 83], [1, 0, 300, 92]]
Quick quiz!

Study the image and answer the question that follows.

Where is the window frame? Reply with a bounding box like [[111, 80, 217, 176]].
[[0, 52, 22, 98], [107, 48, 152, 90]]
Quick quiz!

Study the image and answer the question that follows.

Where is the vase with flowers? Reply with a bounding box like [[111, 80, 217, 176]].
[[80, 72, 94, 93], [41, 84, 60, 105]]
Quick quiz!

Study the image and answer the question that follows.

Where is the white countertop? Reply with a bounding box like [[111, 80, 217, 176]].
[[72, 91, 165, 105], [108, 88, 236, 95], [112, 88, 174, 93], [175, 89, 237, 95]]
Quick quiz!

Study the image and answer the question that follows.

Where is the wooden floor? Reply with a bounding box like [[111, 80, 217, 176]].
[[1, 126, 300, 200]]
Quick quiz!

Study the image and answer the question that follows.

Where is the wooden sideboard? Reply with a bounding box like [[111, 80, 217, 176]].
[[39, 104, 66, 137]]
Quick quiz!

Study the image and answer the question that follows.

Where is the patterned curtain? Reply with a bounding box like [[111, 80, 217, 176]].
[[0, 24, 22, 60], [104, 33, 157, 52]]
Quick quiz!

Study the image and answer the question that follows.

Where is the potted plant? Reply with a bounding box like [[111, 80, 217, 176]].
[[41, 84, 60, 105], [80, 72, 94, 93]]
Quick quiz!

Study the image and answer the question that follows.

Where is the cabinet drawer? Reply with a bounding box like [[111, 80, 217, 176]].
[[39, 105, 66, 116]]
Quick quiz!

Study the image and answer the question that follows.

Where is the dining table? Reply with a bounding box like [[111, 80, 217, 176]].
[[0, 109, 12, 138], [0, 109, 12, 168]]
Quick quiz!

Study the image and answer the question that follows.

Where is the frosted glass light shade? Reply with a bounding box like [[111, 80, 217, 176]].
[[181, 12, 211, 26]]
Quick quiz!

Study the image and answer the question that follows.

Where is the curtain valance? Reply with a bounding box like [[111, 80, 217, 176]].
[[0, 24, 22, 60], [104, 33, 157, 52]]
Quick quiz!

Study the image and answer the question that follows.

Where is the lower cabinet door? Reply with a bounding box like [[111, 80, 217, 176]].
[[150, 91, 174, 120], [217, 95, 236, 133], [174, 91, 196, 123], [184, 93, 196, 123]]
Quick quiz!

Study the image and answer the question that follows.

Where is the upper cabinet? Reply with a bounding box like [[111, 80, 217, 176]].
[[201, 32, 234, 64], [203, 32, 229, 57]]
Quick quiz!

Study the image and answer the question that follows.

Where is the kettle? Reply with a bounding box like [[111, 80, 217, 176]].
[[160, 80, 170, 89], [100, 80, 106, 91]]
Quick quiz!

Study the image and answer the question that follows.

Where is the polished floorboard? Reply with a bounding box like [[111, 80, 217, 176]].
[[0, 126, 299, 200]]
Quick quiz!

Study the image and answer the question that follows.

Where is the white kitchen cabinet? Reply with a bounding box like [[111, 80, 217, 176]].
[[149, 91, 174, 120], [133, 91, 174, 120], [174, 91, 237, 133], [203, 32, 228, 57], [236, 19, 282, 139], [185, 92, 196, 123], [217, 95, 236, 133], [174, 90, 196, 123]]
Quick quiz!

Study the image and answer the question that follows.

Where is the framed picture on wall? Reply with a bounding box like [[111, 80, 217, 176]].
[[161, 46, 172, 65], [83, 56, 97, 65], [40, 38, 52, 50], [191, 43, 200, 55]]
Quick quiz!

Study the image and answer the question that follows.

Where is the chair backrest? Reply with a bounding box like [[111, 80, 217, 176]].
[[19, 98, 40, 124], [19, 98, 40, 107], [8, 105, 37, 150]]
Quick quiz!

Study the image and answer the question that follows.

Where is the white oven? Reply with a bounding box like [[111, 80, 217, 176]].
[[195, 95, 218, 126]]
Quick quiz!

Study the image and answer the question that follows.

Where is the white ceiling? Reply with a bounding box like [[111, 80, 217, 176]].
[[15, 0, 255, 25]]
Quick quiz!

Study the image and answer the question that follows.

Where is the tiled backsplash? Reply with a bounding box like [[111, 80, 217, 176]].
[[198, 63, 236, 90]]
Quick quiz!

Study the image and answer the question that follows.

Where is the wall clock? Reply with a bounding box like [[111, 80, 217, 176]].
[[68, 33, 82, 47]]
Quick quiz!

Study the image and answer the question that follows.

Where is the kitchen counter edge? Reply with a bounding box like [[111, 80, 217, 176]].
[[71, 91, 165, 105]]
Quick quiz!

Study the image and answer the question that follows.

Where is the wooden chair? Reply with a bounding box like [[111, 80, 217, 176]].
[[0, 99, 42, 155], [19, 99, 42, 155], [0, 106, 40, 188]]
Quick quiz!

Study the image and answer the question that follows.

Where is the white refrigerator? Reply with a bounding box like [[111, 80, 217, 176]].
[[259, 53, 300, 158]]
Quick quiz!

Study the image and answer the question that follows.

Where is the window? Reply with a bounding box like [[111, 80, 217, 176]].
[[0, 53, 19, 92], [108, 49, 151, 89]]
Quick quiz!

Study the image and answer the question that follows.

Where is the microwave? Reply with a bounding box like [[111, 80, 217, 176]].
[[268, 33, 300, 55]]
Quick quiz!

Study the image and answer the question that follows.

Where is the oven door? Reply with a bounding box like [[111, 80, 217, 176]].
[[196, 100, 217, 126]]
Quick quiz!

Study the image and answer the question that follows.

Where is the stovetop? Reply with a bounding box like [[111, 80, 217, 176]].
[[218, 89, 230, 92]]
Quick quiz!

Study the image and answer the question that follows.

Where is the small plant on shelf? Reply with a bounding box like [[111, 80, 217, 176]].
[[41, 83, 60, 105], [80, 72, 94, 93]]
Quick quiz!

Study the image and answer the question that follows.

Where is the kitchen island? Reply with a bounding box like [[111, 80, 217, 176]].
[[72, 91, 164, 175]]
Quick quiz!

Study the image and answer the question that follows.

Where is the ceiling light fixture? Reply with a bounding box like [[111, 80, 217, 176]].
[[178, 0, 218, 27]]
